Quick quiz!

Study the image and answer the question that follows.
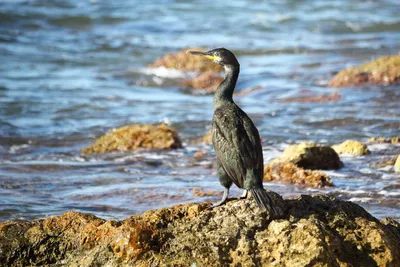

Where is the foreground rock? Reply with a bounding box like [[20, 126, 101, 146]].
[[1, 195, 400, 266], [332, 140, 370, 156], [329, 55, 400, 87], [273, 142, 343, 170], [82, 124, 182, 154], [149, 47, 222, 72], [264, 162, 333, 188]]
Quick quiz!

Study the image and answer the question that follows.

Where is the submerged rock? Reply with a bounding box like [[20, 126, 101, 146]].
[[181, 71, 223, 94], [274, 142, 343, 170], [395, 155, 400, 172], [82, 124, 182, 154], [368, 136, 400, 144], [329, 55, 400, 87], [1, 195, 399, 266], [149, 48, 222, 72], [264, 162, 333, 188], [332, 140, 370, 156], [281, 92, 342, 103]]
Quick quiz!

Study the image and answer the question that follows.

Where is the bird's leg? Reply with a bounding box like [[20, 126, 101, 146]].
[[209, 187, 229, 208], [239, 189, 248, 199]]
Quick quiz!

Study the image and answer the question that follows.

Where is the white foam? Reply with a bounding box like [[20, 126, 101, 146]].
[[140, 67, 196, 79]]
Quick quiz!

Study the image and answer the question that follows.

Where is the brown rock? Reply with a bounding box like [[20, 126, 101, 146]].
[[82, 124, 182, 154], [1, 195, 400, 266], [181, 71, 223, 93], [329, 55, 400, 87], [264, 162, 333, 188], [332, 140, 370, 156], [149, 48, 222, 72], [192, 131, 212, 145], [395, 155, 400, 172], [274, 142, 343, 170], [281, 92, 342, 103], [192, 187, 222, 197]]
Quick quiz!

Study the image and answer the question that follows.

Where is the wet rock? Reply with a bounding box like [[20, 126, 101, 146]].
[[181, 71, 223, 94], [149, 48, 222, 72], [371, 157, 396, 169], [368, 136, 400, 144], [264, 162, 333, 188], [281, 92, 342, 103], [1, 195, 400, 266], [332, 140, 370, 156], [273, 142, 343, 170], [82, 124, 182, 154], [329, 55, 400, 87], [395, 155, 400, 172]]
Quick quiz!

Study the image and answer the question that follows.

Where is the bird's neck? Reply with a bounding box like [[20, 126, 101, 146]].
[[213, 64, 240, 109]]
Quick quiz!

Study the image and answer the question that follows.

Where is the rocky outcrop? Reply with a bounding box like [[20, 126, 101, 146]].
[[81, 124, 182, 154], [264, 162, 333, 188], [1, 195, 400, 266], [332, 140, 370, 156], [273, 142, 343, 170], [149, 48, 222, 72], [329, 55, 400, 87]]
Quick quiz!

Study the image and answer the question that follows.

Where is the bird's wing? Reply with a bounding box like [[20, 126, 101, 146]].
[[212, 107, 263, 188]]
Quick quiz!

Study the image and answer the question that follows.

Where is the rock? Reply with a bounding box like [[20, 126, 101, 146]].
[[264, 162, 333, 188], [274, 142, 343, 170], [181, 71, 223, 94], [192, 131, 212, 145], [332, 140, 370, 156], [395, 155, 400, 172], [82, 124, 182, 154], [371, 157, 396, 169], [281, 92, 342, 103], [368, 136, 400, 144], [149, 48, 222, 72], [1, 195, 400, 266], [329, 55, 400, 87], [192, 187, 222, 197]]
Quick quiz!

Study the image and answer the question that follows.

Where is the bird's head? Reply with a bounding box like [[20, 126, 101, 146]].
[[187, 48, 239, 68]]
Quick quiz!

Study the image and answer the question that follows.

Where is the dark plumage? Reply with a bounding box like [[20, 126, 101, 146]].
[[188, 48, 276, 216]]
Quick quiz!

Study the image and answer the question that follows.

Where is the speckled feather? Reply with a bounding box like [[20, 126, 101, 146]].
[[212, 102, 264, 189]]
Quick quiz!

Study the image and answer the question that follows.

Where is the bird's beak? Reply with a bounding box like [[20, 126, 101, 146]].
[[187, 50, 220, 61]]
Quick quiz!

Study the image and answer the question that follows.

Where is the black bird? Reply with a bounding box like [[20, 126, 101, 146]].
[[187, 48, 276, 215]]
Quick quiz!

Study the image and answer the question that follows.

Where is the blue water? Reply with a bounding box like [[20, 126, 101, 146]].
[[0, 0, 399, 222]]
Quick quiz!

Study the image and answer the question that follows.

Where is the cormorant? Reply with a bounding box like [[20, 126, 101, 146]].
[[187, 48, 276, 216]]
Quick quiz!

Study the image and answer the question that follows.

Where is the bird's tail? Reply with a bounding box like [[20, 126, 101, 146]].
[[250, 188, 277, 217]]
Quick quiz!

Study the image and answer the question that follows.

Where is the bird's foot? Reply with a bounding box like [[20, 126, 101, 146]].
[[207, 188, 229, 210]]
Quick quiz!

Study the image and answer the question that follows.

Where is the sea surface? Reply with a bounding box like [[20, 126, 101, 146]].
[[0, 0, 399, 222]]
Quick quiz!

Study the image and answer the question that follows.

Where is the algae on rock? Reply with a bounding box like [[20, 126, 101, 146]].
[[82, 124, 182, 154], [329, 55, 400, 87], [149, 48, 222, 72], [1, 194, 400, 267], [264, 162, 333, 188], [332, 140, 370, 156]]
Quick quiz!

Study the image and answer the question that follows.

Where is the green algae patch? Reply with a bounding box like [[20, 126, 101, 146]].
[[149, 48, 222, 72], [332, 140, 370, 156], [264, 161, 333, 188], [82, 124, 182, 154], [329, 55, 400, 87]]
